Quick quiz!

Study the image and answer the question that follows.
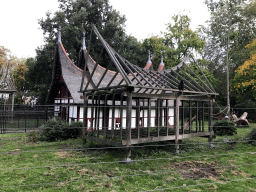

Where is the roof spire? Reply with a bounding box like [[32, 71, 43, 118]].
[[82, 32, 86, 49], [157, 52, 165, 71], [147, 50, 151, 63], [160, 52, 164, 66], [58, 26, 61, 42]]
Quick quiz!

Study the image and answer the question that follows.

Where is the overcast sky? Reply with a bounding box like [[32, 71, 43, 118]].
[[0, 0, 210, 59]]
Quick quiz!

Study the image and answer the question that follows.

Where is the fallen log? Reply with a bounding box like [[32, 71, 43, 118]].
[[231, 112, 249, 127]]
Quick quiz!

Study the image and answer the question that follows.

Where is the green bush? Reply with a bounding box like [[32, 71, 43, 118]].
[[247, 128, 256, 145], [39, 118, 82, 142], [62, 121, 83, 140], [27, 130, 39, 143], [213, 120, 237, 136]]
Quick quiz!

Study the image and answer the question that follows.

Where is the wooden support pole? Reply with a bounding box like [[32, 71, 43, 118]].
[[165, 99, 168, 136], [122, 89, 133, 163], [181, 101, 184, 135], [111, 94, 115, 138], [189, 101, 192, 133], [166, 100, 169, 136], [94, 97, 98, 135], [202, 102, 205, 132], [175, 97, 180, 153], [199, 102, 202, 132], [209, 99, 213, 143], [91, 96, 95, 135], [147, 99, 151, 138], [82, 94, 88, 144], [136, 98, 140, 139], [142, 99, 145, 135], [157, 99, 160, 137], [103, 94, 108, 138], [96, 96, 101, 137], [196, 101, 198, 133], [120, 94, 124, 141]]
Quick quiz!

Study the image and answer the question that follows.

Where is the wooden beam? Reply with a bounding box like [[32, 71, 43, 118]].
[[82, 94, 88, 144], [175, 97, 180, 151]]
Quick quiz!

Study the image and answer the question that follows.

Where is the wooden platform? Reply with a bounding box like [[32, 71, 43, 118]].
[[85, 128, 213, 146]]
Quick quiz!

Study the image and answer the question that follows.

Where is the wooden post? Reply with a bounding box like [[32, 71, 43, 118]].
[[111, 94, 115, 138], [120, 94, 124, 141], [147, 99, 151, 138], [208, 99, 213, 143], [196, 102, 198, 133], [164, 99, 169, 136], [122, 89, 133, 163], [175, 97, 180, 153], [189, 101, 192, 133], [91, 95, 95, 135], [202, 102, 205, 132], [181, 101, 184, 135], [103, 94, 108, 138], [82, 94, 88, 144], [136, 98, 140, 139], [96, 96, 101, 137], [166, 100, 169, 136]]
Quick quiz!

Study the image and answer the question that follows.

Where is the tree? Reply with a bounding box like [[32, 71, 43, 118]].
[[141, 14, 205, 69], [26, 0, 146, 104], [231, 39, 256, 100], [12, 63, 28, 104], [0, 46, 29, 103], [201, 0, 256, 108], [0, 46, 10, 69]]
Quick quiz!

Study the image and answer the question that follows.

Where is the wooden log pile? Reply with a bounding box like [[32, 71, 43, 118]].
[[231, 112, 249, 126]]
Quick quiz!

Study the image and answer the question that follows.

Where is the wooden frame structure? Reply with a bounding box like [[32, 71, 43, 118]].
[[80, 25, 218, 158]]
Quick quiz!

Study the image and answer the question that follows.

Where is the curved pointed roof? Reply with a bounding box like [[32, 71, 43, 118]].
[[80, 25, 218, 97], [47, 42, 94, 104]]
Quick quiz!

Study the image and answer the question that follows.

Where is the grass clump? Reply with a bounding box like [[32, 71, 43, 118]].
[[247, 128, 256, 145], [213, 120, 237, 136]]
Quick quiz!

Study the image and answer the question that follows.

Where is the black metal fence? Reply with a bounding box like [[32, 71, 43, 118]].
[[0, 105, 54, 133]]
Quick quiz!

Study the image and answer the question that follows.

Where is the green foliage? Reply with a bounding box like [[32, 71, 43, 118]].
[[39, 118, 81, 142], [0, 46, 9, 68], [64, 121, 83, 140], [247, 128, 256, 145], [231, 39, 256, 104], [141, 14, 205, 69], [213, 120, 237, 136], [202, 0, 256, 104], [25, 0, 146, 104]]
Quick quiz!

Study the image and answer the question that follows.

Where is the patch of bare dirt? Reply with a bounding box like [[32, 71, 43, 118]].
[[55, 151, 74, 158], [170, 160, 219, 180]]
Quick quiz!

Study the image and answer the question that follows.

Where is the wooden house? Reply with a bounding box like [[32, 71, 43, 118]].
[[47, 25, 218, 161]]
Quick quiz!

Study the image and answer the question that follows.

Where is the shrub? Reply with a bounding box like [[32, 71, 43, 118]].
[[247, 128, 256, 145], [62, 121, 83, 140], [213, 120, 237, 136], [27, 130, 39, 143], [39, 118, 82, 142]]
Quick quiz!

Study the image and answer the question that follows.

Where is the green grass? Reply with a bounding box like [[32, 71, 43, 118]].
[[0, 125, 256, 191]]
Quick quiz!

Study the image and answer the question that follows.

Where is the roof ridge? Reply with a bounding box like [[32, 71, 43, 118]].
[[59, 42, 83, 73]]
